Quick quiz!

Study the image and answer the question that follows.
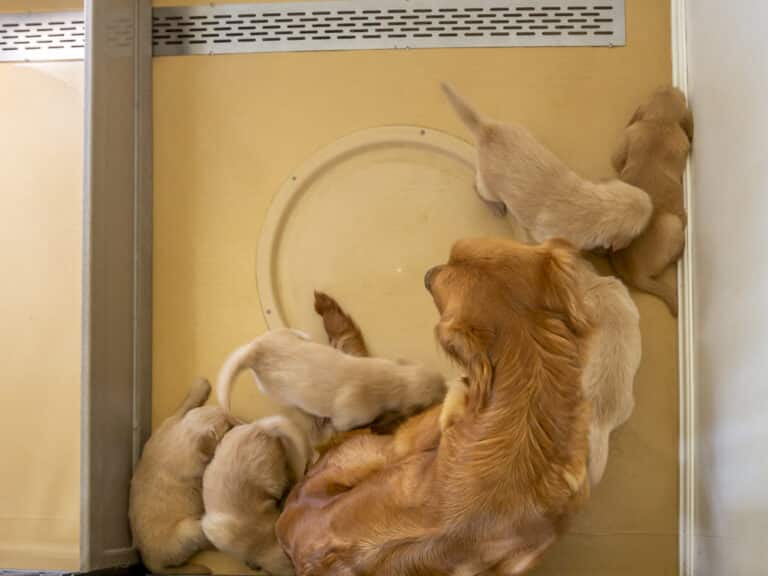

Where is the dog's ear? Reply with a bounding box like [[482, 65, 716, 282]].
[[680, 107, 694, 142], [437, 318, 493, 411], [542, 240, 590, 336]]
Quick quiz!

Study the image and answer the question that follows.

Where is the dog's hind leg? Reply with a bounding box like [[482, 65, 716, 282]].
[[313, 291, 369, 357], [172, 379, 212, 419], [475, 172, 507, 217]]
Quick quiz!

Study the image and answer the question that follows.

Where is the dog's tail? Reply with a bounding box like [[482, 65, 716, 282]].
[[216, 339, 262, 412], [173, 378, 212, 419], [441, 83, 487, 135]]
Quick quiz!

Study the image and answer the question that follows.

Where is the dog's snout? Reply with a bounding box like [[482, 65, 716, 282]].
[[424, 266, 441, 290]]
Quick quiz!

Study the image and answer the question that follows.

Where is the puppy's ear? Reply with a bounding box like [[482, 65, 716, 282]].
[[197, 429, 220, 460], [437, 319, 493, 411], [542, 240, 590, 335], [627, 104, 645, 127], [680, 107, 694, 142]]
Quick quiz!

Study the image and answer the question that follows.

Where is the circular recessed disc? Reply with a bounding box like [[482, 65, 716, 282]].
[[257, 126, 522, 377]]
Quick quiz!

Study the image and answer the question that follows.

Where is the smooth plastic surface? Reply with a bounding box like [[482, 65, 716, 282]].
[[257, 126, 522, 377]]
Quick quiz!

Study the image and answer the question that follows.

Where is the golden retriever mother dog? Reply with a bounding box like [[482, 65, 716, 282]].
[[277, 238, 593, 575]]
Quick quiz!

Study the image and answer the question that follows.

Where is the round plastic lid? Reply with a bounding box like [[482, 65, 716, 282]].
[[257, 126, 523, 377]]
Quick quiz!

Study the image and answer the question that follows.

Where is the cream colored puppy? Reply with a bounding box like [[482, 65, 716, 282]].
[[202, 409, 329, 575], [218, 328, 446, 431], [577, 258, 642, 485], [438, 256, 641, 486], [129, 379, 234, 574], [442, 84, 653, 251]]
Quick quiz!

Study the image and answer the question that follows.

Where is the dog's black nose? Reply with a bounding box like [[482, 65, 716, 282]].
[[424, 266, 441, 290]]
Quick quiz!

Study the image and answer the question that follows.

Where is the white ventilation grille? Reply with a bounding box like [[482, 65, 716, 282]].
[[153, 0, 625, 56], [0, 11, 85, 62]]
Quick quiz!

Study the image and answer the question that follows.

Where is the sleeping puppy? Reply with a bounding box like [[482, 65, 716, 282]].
[[610, 86, 693, 315], [202, 409, 329, 576], [442, 83, 653, 251], [129, 379, 234, 574], [439, 254, 642, 487], [217, 329, 446, 431]]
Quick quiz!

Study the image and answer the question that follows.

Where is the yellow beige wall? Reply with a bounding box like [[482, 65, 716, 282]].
[[153, 0, 677, 574], [0, 58, 83, 569]]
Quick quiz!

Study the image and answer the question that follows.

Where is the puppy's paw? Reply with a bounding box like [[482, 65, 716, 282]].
[[439, 377, 470, 432]]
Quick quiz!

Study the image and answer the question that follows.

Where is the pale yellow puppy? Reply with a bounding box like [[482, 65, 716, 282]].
[[442, 83, 653, 251], [129, 379, 234, 574], [202, 409, 331, 575], [217, 329, 446, 431]]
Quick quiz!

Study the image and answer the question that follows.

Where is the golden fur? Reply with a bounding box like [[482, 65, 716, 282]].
[[610, 86, 693, 315], [277, 238, 593, 575], [442, 84, 653, 251], [129, 379, 234, 574]]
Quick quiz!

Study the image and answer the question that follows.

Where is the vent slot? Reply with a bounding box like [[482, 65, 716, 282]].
[[153, 0, 625, 56], [0, 11, 85, 61]]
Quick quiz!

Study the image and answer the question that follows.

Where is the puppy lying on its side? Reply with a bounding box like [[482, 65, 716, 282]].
[[610, 86, 693, 315], [129, 379, 234, 574], [217, 329, 446, 431], [577, 258, 642, 485], [202, 408, 328, 575], [442, 84, 653, 251]]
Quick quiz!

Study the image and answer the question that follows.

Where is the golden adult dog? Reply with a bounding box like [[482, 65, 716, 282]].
[[277, 238, 593, 575], [442, 84, 652, 251], [610, 86, 693, 315]]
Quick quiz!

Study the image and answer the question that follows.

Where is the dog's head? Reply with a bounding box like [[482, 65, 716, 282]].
[[424, 238, 588, 404], [629, 85, 693, 142]]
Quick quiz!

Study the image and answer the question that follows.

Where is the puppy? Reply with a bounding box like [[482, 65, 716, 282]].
[[129, 379, 234, 574], [217, 329, 446, 431], [442, 84, 653, 251], [577, 258, 642, 485], [610, 86, 693, 315], [202, 409, 329, 575]]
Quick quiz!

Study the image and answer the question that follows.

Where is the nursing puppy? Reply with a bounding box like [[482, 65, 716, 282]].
[[217, 329, 446, 431], [577, 259, 642, 485], [610, 86, 693, 315], [129, 379, 234, 574], [442, 84, 652, 251], [202, 409, 329, 575]]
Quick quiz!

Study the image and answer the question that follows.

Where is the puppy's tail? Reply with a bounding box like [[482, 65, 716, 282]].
[[173, 378, 212, 419], [216, 339, 262, 413], [441, 82, 487, 135]]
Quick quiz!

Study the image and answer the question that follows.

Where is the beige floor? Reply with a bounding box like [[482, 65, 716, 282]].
[[153, 0, 678, 573]]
